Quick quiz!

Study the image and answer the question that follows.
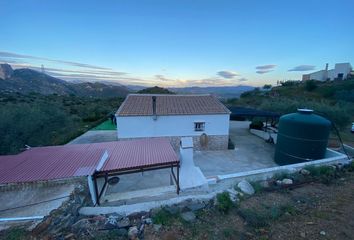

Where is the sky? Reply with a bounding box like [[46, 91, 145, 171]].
[[0, 0, 353, 87]]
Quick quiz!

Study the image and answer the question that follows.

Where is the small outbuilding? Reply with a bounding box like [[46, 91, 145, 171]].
[[0, 138, 180, 205], [115, 94, 231, 150]]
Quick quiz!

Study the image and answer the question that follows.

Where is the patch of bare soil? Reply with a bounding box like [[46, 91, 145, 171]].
[[144, 173, 354, 240], [2, 168, 354, 240]]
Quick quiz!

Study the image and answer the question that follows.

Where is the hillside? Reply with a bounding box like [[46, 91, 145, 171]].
[[226, 79, 354, 142], [127, 85, 254, 98], [137, 86, 175, 94], [170, 85, 254, 98], [0, 64, 129, 98], [0, 92, 123, 155]]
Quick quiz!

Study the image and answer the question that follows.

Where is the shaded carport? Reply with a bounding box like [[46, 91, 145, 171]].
[[228, 107, 280, 119], [228, 107, 280, 127], [89, 139, 180, 205], [0, 139, 180, 207]]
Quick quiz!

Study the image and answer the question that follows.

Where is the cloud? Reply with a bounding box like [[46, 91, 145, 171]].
[[39, 66, 126, 76], [217, 70, 239, 79], [255, 64, 276, 74], [154, 74, 170, 81], [0, 51, 111, 70], [256, 70, 273, 74], [1, 51, 129, 84], [238, 78, 248, 82], [288, 65, 316, 71], [256, 64, 277, 70]]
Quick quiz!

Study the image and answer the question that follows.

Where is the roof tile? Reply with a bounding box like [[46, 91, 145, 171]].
[[116, 94, 230, 116]]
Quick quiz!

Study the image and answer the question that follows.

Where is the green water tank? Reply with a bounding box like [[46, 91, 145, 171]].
[[274, 109, 331, 165]]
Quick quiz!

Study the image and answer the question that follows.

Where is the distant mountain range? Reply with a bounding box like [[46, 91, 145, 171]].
[[169, 86, 255, 98], [0, 64, 254, 98], [0, 64, 129, 98]]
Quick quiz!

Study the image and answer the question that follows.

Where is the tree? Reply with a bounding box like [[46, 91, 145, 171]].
[[137, 86, 175, 94], [305, 80, 318, 91], [263, 84, 272, 89]]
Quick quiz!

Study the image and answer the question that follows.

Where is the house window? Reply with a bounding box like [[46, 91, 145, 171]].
[[194, 122, 205, 131]]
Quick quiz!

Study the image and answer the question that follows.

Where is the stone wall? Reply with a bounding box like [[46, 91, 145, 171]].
[[0, 177, 86, 192], [119, 135, 229, 151]]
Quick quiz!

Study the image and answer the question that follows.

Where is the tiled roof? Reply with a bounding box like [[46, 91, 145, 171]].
[[0, 139, 178, 184], [116, 94, 231, 116]]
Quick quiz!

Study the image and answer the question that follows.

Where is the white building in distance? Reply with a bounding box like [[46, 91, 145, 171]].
[[302, 63, 353, 81], [115, 94, 231, 150]]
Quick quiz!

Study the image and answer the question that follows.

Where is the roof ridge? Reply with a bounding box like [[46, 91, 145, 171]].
[[127, 93, 212, 97]]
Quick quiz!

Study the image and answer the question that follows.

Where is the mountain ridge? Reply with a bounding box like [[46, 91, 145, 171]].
[[0, 64, 129, 98]]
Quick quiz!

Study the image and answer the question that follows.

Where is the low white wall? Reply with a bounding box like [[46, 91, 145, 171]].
[[80, 149, 350, 216], [250, 129, 277, 143], [216, 149, 350, 186]]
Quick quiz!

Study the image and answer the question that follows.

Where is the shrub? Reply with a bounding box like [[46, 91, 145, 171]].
[[216, 192, 233, 213], [249, 120, 263, 130], [238, 208, 269, 228], [273, 171, 291, 181], [305, 80, 318, 91], [238, 204, 296, 228], [222, 228, 239, 238], [250, 181, 264, 193], [304, 165, 337, 184], [4, 228, 27, 240], [263, 84, 272, 89], [152, 208, 175, 225]]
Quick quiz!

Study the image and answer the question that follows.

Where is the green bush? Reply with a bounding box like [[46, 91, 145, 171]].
[[305, 80, 318, 91], [249, 120, 263, 130], [250, 181, 264, 193], [238, 204, 296, 228], [3, 228, 27, 240], [258, 98, 351, 129], [238, 208, 269, 228], [152, 208, 176, 225], [216, 192, 233, 213], [304, 165, 337, 184]]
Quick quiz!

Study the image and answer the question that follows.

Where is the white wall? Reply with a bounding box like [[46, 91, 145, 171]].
[[116, 114, 229, 138], [333, 63, 352, 79], [309, 70, 326, 81], [309, 64, 352, 81]]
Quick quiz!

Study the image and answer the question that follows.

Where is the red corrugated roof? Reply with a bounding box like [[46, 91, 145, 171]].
[[0, 139, 178, 184], [116, 94, 231, 116]]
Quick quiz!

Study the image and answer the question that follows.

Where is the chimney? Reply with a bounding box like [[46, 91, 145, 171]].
[[152, 96, 157, 120], [324, 63, 329, 80]]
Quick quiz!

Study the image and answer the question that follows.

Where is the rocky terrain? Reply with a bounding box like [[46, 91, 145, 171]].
[[1, 162, 353, 240]]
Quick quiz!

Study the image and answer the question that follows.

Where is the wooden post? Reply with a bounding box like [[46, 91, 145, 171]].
[[177, 164, 180, 194]]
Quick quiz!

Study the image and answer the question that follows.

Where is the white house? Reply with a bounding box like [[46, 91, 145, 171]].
[[115, 94, 231, 150], [302, 63, 353, 81]]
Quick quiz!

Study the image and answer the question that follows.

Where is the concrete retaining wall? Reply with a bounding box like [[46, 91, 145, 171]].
[[0, 177, 86, 192], [79, 149, 351, 217], [214, 149, 351, 189]]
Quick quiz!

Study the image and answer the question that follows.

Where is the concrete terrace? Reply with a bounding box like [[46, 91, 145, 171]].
[[100, 121, 278, 205], [195, 121, 277, 177]]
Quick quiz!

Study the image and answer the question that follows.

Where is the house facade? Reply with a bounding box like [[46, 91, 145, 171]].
[[302, 63, 353, 81], [115, 94, 231, 150]]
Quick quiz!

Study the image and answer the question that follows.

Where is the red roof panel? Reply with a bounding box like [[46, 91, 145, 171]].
[[0, 139, 178, 184]]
